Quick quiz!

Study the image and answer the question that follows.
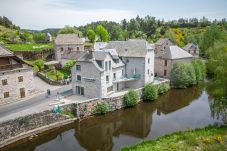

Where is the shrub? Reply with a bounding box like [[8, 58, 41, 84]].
[[33, 60, 44, 72], [143, 84, 158, 101], [158, 83, 170, 94], [192, 59, 206, 82], [63, 60, 76, 73], [123, 89, 139, 107], [95, 102, 109, 115], [170, 62, 196, 88]]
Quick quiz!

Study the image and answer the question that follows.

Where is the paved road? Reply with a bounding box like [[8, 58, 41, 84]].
[[0, 77, 73, 123]]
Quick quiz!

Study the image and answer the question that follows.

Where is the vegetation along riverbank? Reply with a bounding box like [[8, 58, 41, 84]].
[[121, 125, 227, 151]]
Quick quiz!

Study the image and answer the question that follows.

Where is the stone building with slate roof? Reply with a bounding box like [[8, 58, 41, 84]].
[[155, 38, 173, 54], [71, 39, 155, 98], [54, 34, 85, 61], [155, 45, 193, 78], [0, 45, 35, 105], [183, 43, 200, 57]]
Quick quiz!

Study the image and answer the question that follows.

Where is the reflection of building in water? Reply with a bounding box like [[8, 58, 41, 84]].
[[74, 104, 155, 151], [156, 87, 202, 115]]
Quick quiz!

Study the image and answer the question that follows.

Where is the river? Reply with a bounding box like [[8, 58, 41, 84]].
[[2, 83, 223, 151]]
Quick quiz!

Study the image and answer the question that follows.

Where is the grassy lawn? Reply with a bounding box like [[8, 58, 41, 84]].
[[4, 43, 53, 51], [44, 69, 69, 81], [121, 125, 227, 151]]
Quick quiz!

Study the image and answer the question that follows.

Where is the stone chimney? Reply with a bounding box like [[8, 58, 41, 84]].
[[87, 49, 94, 59]]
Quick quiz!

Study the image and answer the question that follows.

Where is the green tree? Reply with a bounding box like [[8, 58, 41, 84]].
[[33, 60, 44, 72], [143, 84, 158, 102], [87, 29, 96, 43], [59, 25, 83, 37], [96, 25, 109, 42], [170, 62, 196, 88], [63, 60, 76, 73], [192, 59, 206, 82], [33, 33, 46, 43]]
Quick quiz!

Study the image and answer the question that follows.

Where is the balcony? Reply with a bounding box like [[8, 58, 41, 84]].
[[0, 64, 23, 71], [113, 73, 141, 83]]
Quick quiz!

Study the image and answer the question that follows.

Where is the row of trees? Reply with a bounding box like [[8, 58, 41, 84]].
[[0, 16, 20, 30], [0, 31, 47, 44], [170, 59, 206, 88]]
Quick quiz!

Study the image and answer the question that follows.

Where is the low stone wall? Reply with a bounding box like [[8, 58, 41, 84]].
[[14, 49, 54, 60], [0, 110, 69, 144], [37, 72, 64, 85], [61, 88, 144, 119]]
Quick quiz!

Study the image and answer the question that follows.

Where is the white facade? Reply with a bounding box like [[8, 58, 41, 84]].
[[71, 39, 155, 99]]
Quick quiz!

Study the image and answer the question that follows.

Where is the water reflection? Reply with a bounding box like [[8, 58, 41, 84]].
[[2, 83, 222, 151]]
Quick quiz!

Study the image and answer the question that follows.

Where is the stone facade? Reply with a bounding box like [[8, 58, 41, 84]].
[[0, 65, 35, 106], [55, 44, 84, 61], [0, 110, 69, 143], [155, 58, 193, 78]]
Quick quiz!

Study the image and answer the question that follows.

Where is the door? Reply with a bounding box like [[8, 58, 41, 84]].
[[76, 86, 84, 96], [20, 88, 25, 98]]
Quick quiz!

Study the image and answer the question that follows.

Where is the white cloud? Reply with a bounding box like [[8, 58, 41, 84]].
[[0, 0, 136, 30]]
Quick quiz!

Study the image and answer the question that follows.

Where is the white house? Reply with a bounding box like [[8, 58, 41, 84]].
[[71, 39, 155, 99]]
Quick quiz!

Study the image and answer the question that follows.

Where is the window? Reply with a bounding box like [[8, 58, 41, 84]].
[[76, 86, 84, 95], [125, 48, 128, 51], [106, 76, 109, 83], [109, 61, 111, 70], [164, 60, 167, 66], [105, 61, 108, 71], [61, 47, 63, 51], [164, 69, 167, 76], [148, 59, 150, 64], [76, 65, 81, 71], [18, 76, 23, 82], [77, 75, 81, 82], [4, 92, 9, 98], [148, 69, 150, 75], [2, 79, 7, 85], [107, 86, 113, 93], [113, 73, 116, 80], [77, 47, 80, 51], [122, 70, 124, 76], [194, 50, 196, 54]]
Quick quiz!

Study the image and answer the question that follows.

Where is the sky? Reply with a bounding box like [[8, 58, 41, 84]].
[[0, 0, 227, 30]]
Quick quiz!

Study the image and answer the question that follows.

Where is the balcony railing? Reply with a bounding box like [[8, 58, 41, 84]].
[[113, 73, 141, 83], [0, 64, 23, 71]]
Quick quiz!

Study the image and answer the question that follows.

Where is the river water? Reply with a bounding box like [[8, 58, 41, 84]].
[[2, 83, 223, 151]]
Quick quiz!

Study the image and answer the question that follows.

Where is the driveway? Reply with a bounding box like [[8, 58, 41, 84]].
[[0, 77, 79, 123]]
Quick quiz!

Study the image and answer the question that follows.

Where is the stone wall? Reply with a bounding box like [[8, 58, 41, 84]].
[[62, 87, 144, 119], [0, 110, 69, 143], [37, 72, 65, 86], [14, 49, 54, 60]]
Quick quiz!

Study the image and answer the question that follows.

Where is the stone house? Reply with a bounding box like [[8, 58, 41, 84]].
[[54, 34, 85, 61], [0, 45, 35, 105], [71, 39, 155, 99], [183, 43, 200, 57], [155, 38, 173, 54], [155, 45, 193, 78]]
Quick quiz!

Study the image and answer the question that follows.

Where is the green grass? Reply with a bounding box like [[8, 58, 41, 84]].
[[4, 43, 53, 51], [44, 69, 69, 81], [61, 110, 75, 119], [121, 125, 227, 151]]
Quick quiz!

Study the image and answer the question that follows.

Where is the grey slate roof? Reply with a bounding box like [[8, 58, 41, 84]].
[[61, 51, 87, 60], [161, 45, 193, 59], [183, 43, 199, 51], [0, 45, 14, 57], [55, 34, 84, 45], [93, 51, 108, 60], [105, 39, 152, 58], [155, 38, 172, 46]]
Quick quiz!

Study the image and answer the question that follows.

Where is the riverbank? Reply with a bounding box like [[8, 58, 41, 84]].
[[121, 125, 227, 151]]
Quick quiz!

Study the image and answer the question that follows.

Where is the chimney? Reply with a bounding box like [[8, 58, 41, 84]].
[[88, 49, 93, 59]]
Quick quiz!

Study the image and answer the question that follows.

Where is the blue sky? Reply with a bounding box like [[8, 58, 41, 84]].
[[0, 0, 226, 30]]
